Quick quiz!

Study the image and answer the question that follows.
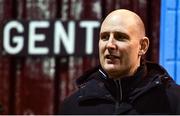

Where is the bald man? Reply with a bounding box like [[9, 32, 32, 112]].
[[59, 9, 180, 114]]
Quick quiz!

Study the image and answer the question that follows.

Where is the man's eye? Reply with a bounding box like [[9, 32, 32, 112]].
[[101, 35, 109, 41], [116, 36, 125, 41], [115, 34, 128, 41]]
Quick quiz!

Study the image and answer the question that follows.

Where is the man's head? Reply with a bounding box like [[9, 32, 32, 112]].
[[99, 9, 149, 79]]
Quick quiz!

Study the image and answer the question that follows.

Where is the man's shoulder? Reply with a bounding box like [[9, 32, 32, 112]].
[[165, 82, 180, 113], [63, 69, 102, 103], [63, 89, 81, 104], [167, 82, 180, 96], [59, 71, 103, 114], [76, 65, 101, 86]]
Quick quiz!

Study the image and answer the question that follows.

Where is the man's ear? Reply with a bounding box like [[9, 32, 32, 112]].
[[139, 37, 149, 56]]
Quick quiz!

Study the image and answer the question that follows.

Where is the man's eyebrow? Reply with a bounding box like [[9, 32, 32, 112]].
[[99, 32, 109, 36], [100, 31, 127, 34], [100, 31, 129, 38], [114, 31, 129, 38], [100, 32, 109, 34]]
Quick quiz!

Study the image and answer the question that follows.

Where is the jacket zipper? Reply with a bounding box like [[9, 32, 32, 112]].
[[119, 80, 123, 101], [115, 79, 122, 111]]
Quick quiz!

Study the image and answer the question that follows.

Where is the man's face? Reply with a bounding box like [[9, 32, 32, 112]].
[[99, 14, 142, 79]]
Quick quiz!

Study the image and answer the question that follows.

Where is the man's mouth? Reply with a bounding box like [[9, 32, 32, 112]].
[[105, 54, 119, 59]]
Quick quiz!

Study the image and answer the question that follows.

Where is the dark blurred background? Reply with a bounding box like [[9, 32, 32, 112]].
[[0, 0, 160, 114]]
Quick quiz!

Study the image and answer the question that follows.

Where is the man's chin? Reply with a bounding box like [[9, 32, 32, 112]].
[[104, 64, 116, 69], [103, 66, 117, 73]]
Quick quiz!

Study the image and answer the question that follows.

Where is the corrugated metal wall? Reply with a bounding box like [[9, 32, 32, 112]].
[[0, 0, 160, 114]]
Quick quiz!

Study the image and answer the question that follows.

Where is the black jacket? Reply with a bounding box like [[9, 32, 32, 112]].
[[59, 62, 180, 114]]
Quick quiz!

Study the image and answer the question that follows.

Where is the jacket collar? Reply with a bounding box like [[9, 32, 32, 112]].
[[77, 78, 114, 103], [77, 64, 147, 103], [76, 61, 174, 103], [98, 64, 147, 102]]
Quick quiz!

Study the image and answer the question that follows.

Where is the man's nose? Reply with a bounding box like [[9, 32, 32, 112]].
[[106, 37, 116, 50]]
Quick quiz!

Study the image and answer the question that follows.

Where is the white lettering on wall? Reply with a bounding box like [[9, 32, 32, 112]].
[[80, 21, 100, 54], [29, 21, 49, 55], [54, 21, 75, 54], [3, 21, 24, 54], [2, 20, 100, 56]]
